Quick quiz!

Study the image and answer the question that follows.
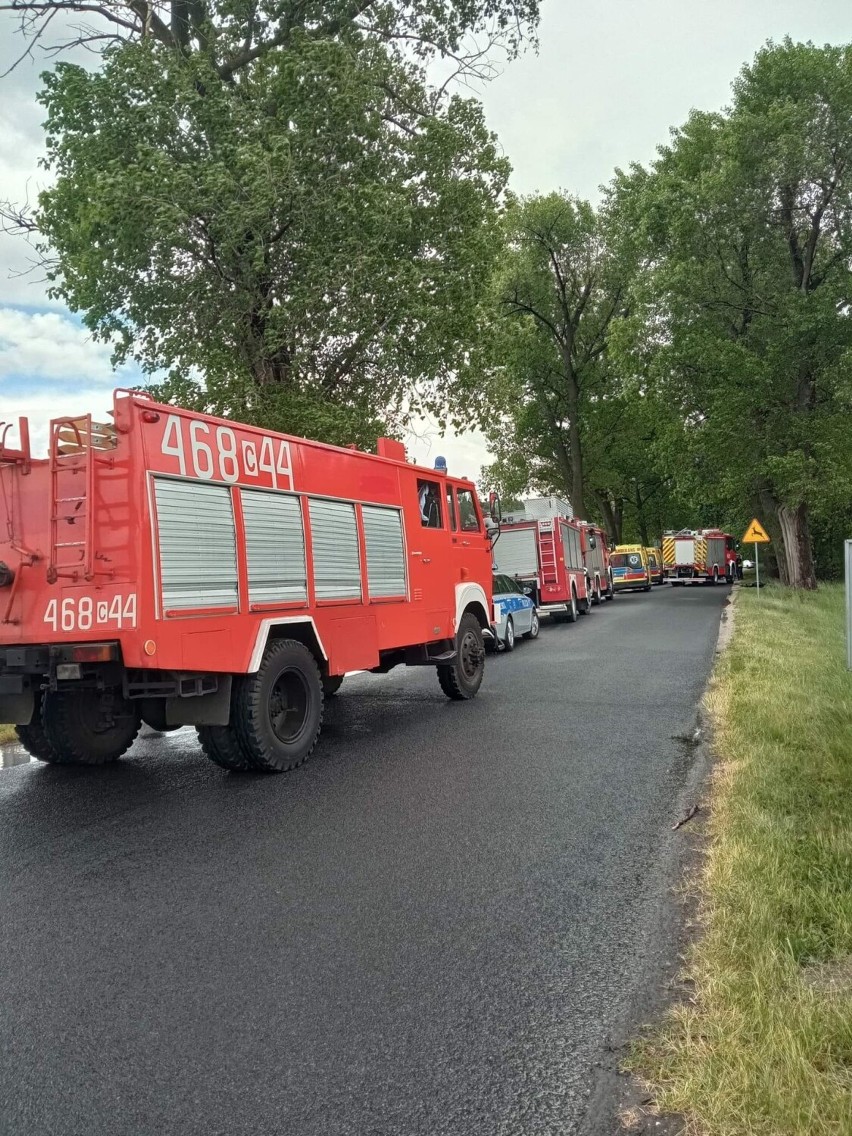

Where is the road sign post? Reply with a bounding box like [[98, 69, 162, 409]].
[[742, 518, 770, 596], [845, 540, 852, 671]]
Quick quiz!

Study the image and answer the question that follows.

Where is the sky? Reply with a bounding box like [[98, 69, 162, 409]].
[[1, 1, 852, 475]]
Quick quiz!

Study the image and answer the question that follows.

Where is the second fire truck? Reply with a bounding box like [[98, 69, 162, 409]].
[[0, 391, 497, 774], [492, 501, 593, 622], [662, 529, 741, 584]]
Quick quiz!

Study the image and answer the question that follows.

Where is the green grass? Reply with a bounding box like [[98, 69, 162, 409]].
[[0, 723, 17, 744], [628, 584, 852, 1135]]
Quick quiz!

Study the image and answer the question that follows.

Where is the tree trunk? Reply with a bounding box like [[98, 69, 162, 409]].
[[757, 485, 789, 584], [777, 502, 817, 590], [635, 486, 649, 546], [560, 349, 586, 519], [595, 491, 619, 545]]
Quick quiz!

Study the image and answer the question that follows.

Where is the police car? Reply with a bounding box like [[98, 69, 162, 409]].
[[492, 574, 539, 651]]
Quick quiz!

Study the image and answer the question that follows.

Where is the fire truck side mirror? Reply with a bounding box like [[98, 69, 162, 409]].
[[588, 534, 597, 550], [488, 491, 501, 523]]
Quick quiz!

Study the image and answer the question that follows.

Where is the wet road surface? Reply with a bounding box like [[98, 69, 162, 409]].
[[0, 584, 729, 1136]]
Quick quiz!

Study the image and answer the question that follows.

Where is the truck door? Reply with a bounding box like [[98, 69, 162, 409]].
[[408, 475, 453, 641], [448, 482, 490, 597]]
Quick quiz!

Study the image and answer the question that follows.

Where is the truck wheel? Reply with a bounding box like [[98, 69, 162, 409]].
[[592, 580, 602, 606], [322, 674, 344, 697], [16, 689, 62, 763], [230, 639, 324, 773], [566, 588, 578, 623], [196, 724, 254, 772], [604, 577, 614, 601], [580, 581, 593, 614], [524, 611, 540, 640], [41, 687, 140, 765], [437, 613, 485, 700]]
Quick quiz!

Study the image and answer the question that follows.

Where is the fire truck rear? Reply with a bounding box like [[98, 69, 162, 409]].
[[0, 391, 495, 772], [662, 529, 740, 585], [579, 522, 614, 602], [492, 504, 591, 622]]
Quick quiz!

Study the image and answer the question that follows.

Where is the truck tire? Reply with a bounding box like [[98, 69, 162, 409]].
[[41, 687, 140, 765], [592, 579, 602, 605], [604, 575, 614, 601], [437, 613, 485, 700], [580, 581, 593, 614], [230, 639, 324, 773], [196, 724, 254, 772], [566, 588, 578, 623], [16, 689, 62, 763]]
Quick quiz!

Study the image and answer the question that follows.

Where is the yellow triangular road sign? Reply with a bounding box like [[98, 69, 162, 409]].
[[743, 518, 770, 543]]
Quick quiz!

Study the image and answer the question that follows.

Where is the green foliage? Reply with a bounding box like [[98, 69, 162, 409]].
[[29, 2, 538, 444]]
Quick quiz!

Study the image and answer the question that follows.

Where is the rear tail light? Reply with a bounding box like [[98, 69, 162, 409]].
[[70, 643, 117, 663]]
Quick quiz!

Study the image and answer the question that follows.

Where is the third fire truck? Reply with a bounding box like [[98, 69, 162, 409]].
[[662, 529, 740, 585], [492, 502, 592, 622], [0, 391, 496, 774]]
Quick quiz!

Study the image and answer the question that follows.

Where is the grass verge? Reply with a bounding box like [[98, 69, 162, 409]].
[[0, 723, 17, 744], [628, 583, 852, 1135]]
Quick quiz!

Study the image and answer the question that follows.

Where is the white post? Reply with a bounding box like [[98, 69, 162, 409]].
[[845, 540, 852, 671], [755, 542, 759, 595]]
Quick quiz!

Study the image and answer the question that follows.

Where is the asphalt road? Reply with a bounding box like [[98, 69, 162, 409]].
[[0, 584, 729, 1136]]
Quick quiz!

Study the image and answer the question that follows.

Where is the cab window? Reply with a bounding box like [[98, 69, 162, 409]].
[[417, 479, 442, 528], [456, 488, 480, 532]]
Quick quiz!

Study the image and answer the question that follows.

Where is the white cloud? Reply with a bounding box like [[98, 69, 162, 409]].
[[0, 307, 134, 384]]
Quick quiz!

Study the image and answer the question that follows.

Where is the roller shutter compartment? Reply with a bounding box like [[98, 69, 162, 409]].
[[308, 499, 362, 601], [362, 505, 406, 599], [154, 478, 238, 610], [242, 489, 307, 605]]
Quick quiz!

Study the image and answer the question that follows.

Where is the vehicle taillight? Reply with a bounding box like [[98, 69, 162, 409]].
[[70, 643, 117, 663]]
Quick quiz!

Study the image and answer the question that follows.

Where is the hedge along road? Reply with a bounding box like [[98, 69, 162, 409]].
[[0, 584, 729, 1136]]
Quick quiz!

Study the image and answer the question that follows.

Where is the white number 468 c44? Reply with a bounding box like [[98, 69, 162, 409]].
[[43, 594, 137, 633]]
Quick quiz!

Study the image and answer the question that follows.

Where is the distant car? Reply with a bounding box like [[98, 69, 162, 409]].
[[492, 574, 539, 651], [742, 558, 754, 570]]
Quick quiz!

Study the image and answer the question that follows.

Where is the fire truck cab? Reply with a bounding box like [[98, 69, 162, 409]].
[[0, 391, 496, 773], [492, 501, 591, 623], [662, 529, 740, 585]]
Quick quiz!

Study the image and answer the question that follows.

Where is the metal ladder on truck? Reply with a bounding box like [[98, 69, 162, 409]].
[[47, 415, 116, 583], [537, 521, 559, 587]]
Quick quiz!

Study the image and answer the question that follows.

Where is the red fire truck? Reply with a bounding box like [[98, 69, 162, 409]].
[[0, 391, 496, 772], [579, 522, 614, 603], [492, 509, 591, 622], [662, 529, 740, 585]]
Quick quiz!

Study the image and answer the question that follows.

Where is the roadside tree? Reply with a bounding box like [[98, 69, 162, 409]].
[[1, 1, 539, 444], [616, 39, 852, 588]]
